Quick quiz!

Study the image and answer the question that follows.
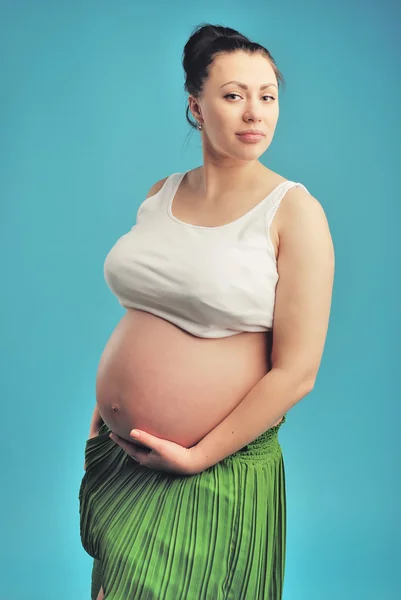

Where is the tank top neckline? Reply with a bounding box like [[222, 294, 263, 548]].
[[166, 171, 291, 231]]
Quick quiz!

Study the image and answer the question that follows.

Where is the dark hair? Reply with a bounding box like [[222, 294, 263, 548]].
[[182, 23, 286, 131]]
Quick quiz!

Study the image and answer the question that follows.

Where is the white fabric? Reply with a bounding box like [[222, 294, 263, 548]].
[[104, 171, 310, 338]]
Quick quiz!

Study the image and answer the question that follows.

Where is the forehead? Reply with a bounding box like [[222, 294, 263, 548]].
[[207, 51, 277, 86]]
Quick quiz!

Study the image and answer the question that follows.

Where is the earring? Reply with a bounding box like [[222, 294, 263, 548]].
[[197, 122, 203, 131]]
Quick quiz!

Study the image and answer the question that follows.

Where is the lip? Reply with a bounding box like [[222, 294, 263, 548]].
[[236, 132, 265, 143], [236, 130, 265, 136]]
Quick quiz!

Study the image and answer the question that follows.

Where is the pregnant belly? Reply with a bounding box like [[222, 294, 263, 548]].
[[95, 309, 281, 449]]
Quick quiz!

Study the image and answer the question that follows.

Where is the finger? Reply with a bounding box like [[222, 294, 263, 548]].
[[110, 434, 148, 462], [129, 430, 160, 452], [116, 433, 152, 457], [110, 433, 136, 453]]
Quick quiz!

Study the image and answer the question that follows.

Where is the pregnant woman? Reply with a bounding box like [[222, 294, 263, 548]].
[[79, 23, 335, 600]]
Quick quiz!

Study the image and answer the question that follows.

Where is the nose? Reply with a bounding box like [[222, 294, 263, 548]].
[[243, 103, 263, 123]]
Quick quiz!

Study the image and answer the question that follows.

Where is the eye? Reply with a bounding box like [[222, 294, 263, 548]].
[[224, 93, 276, 102]]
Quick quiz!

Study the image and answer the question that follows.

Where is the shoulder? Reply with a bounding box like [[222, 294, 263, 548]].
[[273, 185, 335, 283], [276, 183, 332, 244], [145, 175, 171, 199]]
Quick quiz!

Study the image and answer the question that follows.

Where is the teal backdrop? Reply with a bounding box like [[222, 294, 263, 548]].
[[1, 1, 399, 599]]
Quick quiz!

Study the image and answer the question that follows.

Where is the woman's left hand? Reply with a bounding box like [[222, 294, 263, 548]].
[[109, 429, 203, 476]]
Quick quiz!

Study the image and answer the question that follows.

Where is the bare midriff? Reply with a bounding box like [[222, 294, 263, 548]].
[[95, 309, 283, 450]]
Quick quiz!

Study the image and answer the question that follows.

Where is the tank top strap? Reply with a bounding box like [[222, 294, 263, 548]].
[[265, 180, 310, 227], [136, 172, 179, 222]]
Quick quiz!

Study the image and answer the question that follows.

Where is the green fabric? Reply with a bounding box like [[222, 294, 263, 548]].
[[79, 415, 287, 599]]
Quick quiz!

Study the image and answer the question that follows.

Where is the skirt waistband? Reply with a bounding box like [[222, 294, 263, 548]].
[[85, 413, 286, 471], [224, 413, 286, 464]]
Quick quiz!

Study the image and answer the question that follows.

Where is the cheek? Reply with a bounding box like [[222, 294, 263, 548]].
[[207, 101, 235, 127], [204, 116, 231, 147], [209, 109, 229, 132], [271, 107, 279, 124]]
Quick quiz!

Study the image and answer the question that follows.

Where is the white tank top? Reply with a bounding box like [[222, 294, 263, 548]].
[[104, 171, 310, 338]]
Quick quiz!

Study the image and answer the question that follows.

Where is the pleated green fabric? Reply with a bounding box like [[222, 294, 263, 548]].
[[79, 415, 287, 600]]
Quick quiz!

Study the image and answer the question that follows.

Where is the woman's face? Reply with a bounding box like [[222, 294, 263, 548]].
[[189, 51, 280, 163]]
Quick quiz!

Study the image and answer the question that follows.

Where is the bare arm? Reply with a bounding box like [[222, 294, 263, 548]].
[[96, 586, 104, 600], [192, 186, 335, 471], [88, 403, 104, 439], [84, 404, 104, 471]]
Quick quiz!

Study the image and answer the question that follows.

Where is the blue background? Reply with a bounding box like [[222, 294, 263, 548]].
[[1, 1, 400, 598]]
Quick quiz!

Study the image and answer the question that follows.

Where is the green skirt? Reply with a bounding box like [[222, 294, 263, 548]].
[[79, 415, 287, 600]]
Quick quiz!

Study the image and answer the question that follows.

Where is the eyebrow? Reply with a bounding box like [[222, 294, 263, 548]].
[[220, 80, 278, 90]]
